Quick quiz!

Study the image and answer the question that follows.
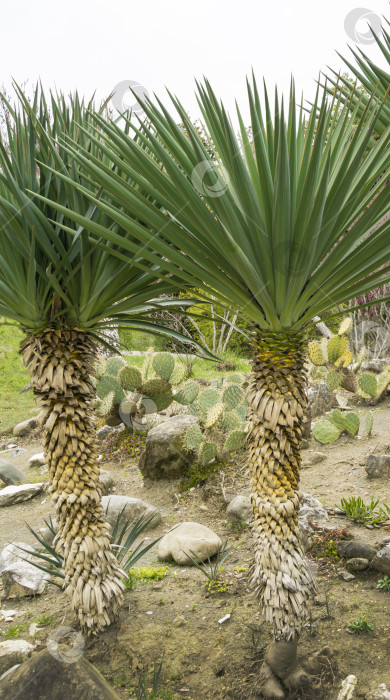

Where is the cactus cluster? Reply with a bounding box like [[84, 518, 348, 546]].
[[95, 352, 186, 427], [182, 375, 248, 465], [358, 369, 390, 402], [308, 318, 356, 392], [312, 408, 373, 443]]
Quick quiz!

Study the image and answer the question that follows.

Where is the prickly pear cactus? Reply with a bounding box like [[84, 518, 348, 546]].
[[199, 441, 217, 466], [328, 409, 346, 431], [338, 317, 352, 335], [327, 335, 348, 364], [96, 375, 125, 404], [224, 430, 246, 452], [358, 372, 377, 398], [185, 423, 205, 451], [326, 369, 342, 391], [152, 352, 175, 381], [222, 384, 243, 410], [204, 402, 224, 429], [308, 341, 326, 366], [106, 356, 126, 376], [119, 366, 143, 392], [174, 381, 199, 405], [198, 389, 220, 413], [312, 420, 341, 444], [343, 412, 360, 436]]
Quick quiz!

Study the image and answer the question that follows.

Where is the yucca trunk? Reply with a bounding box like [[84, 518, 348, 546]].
[[21, 327, 125, 633], [247, 333, 315, 695]]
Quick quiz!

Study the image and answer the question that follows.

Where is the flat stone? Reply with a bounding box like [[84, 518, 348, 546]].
[[0, 647, 121, 699], [0, 542, 49, 598], [226, 495, 252, 523], [0, 459, 26, 486], [0, 483, 44, 507], [138, 414, 199, 479], [28, 453, 46, 468], [12, 417, 39, 437], [366, 684, 390, 700], [338, 568, 355, 581], [346, 557, 370, 572], [337, 540, 377, 561], [366, 455, 390, 479], [101, 495, 161, 530], [302, 451, 327, 467], [158, 521, 222, 565], [96, 425, 114, 441], [99, 469, 114, 495], [0, 639, 35, 675], [371, 545, 390, 576]]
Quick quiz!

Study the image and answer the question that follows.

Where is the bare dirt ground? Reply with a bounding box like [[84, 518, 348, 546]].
[[1, 402, 390, 699]]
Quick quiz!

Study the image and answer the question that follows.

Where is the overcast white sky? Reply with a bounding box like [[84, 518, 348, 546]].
[[1, 0, 389, 122]]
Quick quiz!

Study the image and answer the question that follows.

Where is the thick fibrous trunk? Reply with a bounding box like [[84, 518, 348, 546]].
[[247, 333, 316, 695], [21, 327, 125, 633]]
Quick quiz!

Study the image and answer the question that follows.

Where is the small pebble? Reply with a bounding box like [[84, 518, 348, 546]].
[[146, 611, 153, 615], [218, 613, 231, 624]]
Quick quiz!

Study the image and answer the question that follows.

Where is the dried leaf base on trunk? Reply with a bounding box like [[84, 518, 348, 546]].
[[22, 327, 125, 633], [247, 333, 316, 695]]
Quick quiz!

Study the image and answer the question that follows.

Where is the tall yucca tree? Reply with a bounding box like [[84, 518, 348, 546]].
[[324, 16, 390, 136], [35, 80, 390, 695], [0, 86, 209, 635]]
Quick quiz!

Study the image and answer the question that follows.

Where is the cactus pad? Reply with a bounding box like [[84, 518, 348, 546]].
[[187, 401, 201, 416], [227, 373, 244, 383], [358, 373, 377, 398], [106, 356, 126, 376], [338, 317, 352, 336], [334, 350, 353, 368], [118, 365, 143, 391], [185, 423, 205, 451], [222, 384, 243, 410], [95, 375, 124, 403], [327, 335, 348, 364], [153, 391, 174, 412], [224, 430, 246, 452], [96, 391, 115, 417], [326, 370, 342, 391], [198, 389, 220, 413], [169, 363, 187, 385], [343, 412, 360, 436], [328, 409, 346, 431], [235, 403, 248, 422], [143, 378, 171, 397], [312, 420, 341, 444], [308, 341, 326, 366], [199, 441, 217, 466], [223, 410, 241, 432], [174, 381, 199, 405], [365, 411, 374, 436], [152, 352, 175, 380], [204, 402, 224, 429]]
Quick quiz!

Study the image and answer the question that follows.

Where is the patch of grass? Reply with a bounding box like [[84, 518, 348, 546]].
[[348, 614, 374, 634], [35, 614, 56, 626], [0, 321, 38, 433], [191, 353, 250, 380], [2, 623, 28, 639], [179, 460, 220, 491], [377, 576, 390, 591], [124, 566, 168, 590]]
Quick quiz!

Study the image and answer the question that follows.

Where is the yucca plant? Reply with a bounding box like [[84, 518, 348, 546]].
[[0, 86, 211, 635], [34, 77, 390, 695], [324, 17, 390, 137]]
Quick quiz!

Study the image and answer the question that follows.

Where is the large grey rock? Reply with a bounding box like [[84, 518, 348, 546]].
[[138, 414, 199, 479], [28, 452, 46, 468], [298, 493, 328, 534], [366, 454, 390, 479], [366, 684, 390, 700], [0, 483, 44, 507], [0, 459, 26, 486], [0, 542, 49, 598], [371, 545, 390, 576], [226, 495, 252, 523], [12, 416, 38, 437], [346, 557, 370, 572], [99, 469, 114, 495], [0, 647, 121, 699], [96, 425, 114, 441], [101, 495, 161, 530], [337, 540, 377, 561], [158, 521, 222, 565], [307, 383, 333, 418], [302, 451, 327, 468], [0, 639, 35, 675]]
